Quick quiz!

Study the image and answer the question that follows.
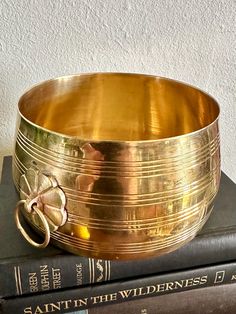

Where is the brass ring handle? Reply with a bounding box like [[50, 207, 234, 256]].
[[15, 200, 50, 248]]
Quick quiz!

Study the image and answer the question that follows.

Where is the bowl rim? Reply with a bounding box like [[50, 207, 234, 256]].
[[17, 72, 220, 144]]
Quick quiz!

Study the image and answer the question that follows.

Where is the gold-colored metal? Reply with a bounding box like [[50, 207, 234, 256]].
[[15, 166, 67, 248], [13, 73, 220, 259], [19, 166, 67, 231], [15, 200, 50, 248]]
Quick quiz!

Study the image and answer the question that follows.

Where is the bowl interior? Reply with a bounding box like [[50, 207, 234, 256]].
[[19, 73, 219, 141]]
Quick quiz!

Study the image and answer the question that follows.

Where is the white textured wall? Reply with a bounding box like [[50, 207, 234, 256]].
[[0, 0, 235, 181]]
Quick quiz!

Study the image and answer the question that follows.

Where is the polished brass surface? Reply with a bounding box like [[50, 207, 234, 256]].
[[13, 73, 220, 259], [18, 73, 219, 140], [14, 166, 67, 248], [15, 200, 50, 248]]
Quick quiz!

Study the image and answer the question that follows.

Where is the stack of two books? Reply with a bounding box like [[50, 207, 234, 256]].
[[1, 156, 236, 314]]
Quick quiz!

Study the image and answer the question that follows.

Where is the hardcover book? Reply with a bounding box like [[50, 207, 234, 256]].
[[8, 284, 233, 314], [1, 259, 236, 313], [0, 156, 236, 300], [81, 284, 236, 314]]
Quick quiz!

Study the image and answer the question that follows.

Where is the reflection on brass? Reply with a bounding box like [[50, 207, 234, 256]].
[[13, 73, 220, 260]]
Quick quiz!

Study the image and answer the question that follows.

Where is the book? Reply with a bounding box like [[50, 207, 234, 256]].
[[0, 156, 236, 299], [79, 284, 236, 314], [1, 260, 236, 313]]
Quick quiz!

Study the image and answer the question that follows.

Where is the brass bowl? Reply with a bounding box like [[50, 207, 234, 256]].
[[13, 73, 220, 260]]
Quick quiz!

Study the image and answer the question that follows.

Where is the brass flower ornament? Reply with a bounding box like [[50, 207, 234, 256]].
[[15, 164, 67, 248]]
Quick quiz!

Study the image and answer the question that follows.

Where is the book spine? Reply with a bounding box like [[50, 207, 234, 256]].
[[86, 283, 236, 314], [2, 230, 236, 298], [1, 261, 236, 314], [0, 256, 112, 298]]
